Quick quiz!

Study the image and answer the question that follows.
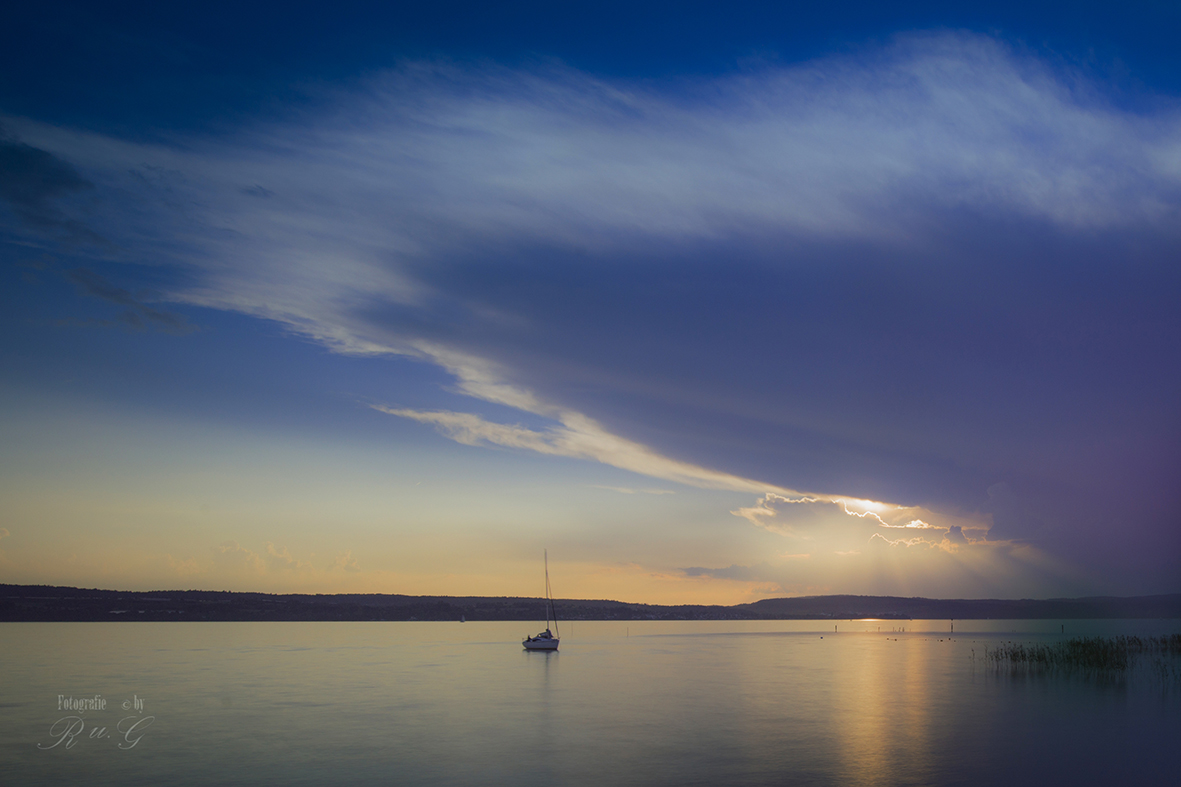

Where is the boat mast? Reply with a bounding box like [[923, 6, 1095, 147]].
[[544, 549, 559, 638]]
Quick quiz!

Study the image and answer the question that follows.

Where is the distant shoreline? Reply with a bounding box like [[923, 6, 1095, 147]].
[[2, 584, 1179, 622]]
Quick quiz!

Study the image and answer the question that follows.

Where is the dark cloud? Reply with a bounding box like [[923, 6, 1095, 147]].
[[945, 526, 968, 544], [65, 268, 195, 335], [683, 564, 769, 582], [410, 224, 1180, 513], [370, 210, 1181, 590], [0, 132, 102, 242]]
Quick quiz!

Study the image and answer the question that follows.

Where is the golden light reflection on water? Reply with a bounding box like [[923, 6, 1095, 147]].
[[831, 634, 938, 785]]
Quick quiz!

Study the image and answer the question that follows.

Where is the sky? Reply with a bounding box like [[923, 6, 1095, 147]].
[[1, 1, 1179, 604]]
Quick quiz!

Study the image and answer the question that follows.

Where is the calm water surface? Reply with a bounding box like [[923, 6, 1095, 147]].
[[2, 619, 1177, 786]]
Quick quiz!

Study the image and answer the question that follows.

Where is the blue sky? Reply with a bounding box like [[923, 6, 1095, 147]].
[[2, 2, 1179, 602]]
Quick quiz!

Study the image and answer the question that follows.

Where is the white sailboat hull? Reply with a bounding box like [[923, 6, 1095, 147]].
[[522, 637, 560, 651]]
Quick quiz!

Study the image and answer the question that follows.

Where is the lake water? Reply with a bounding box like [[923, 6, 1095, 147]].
[[2, 619, 1178, 786]]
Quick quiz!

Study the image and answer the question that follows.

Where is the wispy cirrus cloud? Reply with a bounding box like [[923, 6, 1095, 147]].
[[374, 405, 785, 493]]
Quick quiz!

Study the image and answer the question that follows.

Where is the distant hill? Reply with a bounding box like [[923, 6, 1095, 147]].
[[1, 584, 1179, 622], [730, 594, 1181, 620]]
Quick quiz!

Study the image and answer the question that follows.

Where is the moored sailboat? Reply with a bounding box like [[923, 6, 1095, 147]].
[[523, 551, 560, 651]]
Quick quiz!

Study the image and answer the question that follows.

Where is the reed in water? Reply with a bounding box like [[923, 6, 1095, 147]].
[[982, 634, 1181, 677]]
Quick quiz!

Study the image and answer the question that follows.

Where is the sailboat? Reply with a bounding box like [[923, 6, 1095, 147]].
[[522, 551, 560, 651]]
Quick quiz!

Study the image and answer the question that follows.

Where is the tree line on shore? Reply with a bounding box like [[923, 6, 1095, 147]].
[[3, 584, 1179, 622]]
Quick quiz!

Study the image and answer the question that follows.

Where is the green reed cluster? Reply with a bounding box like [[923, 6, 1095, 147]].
[[982, 634, 1181, 675]]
